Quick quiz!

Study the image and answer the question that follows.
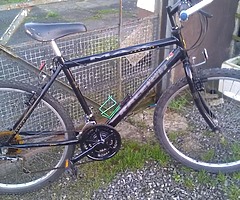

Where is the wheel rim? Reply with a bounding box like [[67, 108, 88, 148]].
[[162, 76, 240, 171], [0, 87, 71, 192]]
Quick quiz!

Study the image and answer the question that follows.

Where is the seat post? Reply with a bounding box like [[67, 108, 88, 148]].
[[50, 40, 62, 56]]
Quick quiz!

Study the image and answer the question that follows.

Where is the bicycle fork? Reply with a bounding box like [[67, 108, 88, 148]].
[[183, 59, 220, 132]]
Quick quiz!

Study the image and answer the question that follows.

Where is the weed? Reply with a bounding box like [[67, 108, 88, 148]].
[[97, 9, 118, 15], [220, 136, 228, 146], [71, 140, 169, 197], [84, 37, 119, 55], [201, 149, 215, 162], [231, 143, 240, 160], [233, 172, 240, 181], [127, 117, 149, 130], [168, 131, 189, 142], [0, 0, 25, 5], [88, 9, 119, 20], [46, 11, 59, 18], [180, 166, 194, 174], [197, 170, 212, 185], [184, 177, 195, 189], [169, 95, 188, 110], [202, 130, 215, 137], [168, 131, 178, 142], [227, 185, 240, 200], [173, 171, 182, 183], [216, 172, 226, 184]]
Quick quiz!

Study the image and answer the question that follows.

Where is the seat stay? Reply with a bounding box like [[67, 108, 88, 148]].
[[24, 22, 87, 42]]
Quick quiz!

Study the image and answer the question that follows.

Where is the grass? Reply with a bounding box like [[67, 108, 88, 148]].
[[0, 110, 239, 199], [84, 36, 119, 55], [46, 11, 59, 18], [169, 95, 189, 110], [77, 139, 240, 200], [232, 143, 240, 160], [86, 8, 137, 21], [216, 172, 227, 184], [71, 140, 170, 198], [88, 9, 119, 20], [233, 171, 240, 180], [184, 177, 195, 189], [0, 0, 25, 5], [168, 130, 188, 142], [197, 170, 214, 185], [0, 138, 239, 199], [81, 140, 169, 183], [227, 185, 240, 200], [174, 169, 240, 200], [201, 149, 215, 162], [174, 166, 240, 200]]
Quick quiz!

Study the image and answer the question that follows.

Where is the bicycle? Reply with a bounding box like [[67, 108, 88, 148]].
[[0, 0, 239, 194]]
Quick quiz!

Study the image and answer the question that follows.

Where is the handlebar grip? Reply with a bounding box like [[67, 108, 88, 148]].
[[180, 0, 214, 21]]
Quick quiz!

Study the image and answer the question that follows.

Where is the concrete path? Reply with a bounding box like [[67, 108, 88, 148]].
[[0, 0, 138, 45]]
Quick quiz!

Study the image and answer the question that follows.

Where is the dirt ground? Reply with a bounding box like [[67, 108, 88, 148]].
[[116, 107, 156, 142]]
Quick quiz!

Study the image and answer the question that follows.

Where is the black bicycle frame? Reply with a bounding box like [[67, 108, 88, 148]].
[[6, 36, 184, 148], [63, 37, 183, 126], [5, 1, 217, 155]]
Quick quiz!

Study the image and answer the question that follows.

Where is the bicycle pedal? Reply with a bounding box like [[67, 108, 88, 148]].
[[64, 159, 78, 179]]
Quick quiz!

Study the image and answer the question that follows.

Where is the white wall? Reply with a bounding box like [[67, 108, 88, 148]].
[[137, 0, 155, 12]]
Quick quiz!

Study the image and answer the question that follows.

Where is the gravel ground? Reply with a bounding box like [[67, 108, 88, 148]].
[[92, 162, 227, 200], [0, 1, 239, 199], [0, 162, 229, 200], [1, 109, 238, 200]]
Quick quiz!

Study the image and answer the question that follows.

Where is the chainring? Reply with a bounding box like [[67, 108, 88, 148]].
[[80, 124, 121, 161], [0, 131, 23, 154]]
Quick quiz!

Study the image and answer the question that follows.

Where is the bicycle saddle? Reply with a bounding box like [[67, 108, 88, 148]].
[[24, 22, 87, 42]]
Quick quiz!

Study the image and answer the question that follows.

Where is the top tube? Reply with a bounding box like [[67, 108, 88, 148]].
[[63, 37, 179, 68]]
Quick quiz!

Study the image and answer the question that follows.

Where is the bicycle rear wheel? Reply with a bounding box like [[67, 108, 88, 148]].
[[154, 68, 240, 173], [0, 81, 75, 194]]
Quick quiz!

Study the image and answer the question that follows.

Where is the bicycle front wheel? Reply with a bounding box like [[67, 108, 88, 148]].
[[0, 81, 75, 194], [154, 68, 240, 173]]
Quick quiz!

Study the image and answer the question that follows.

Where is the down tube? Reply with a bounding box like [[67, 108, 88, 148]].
[[108, 47, 184, 127]]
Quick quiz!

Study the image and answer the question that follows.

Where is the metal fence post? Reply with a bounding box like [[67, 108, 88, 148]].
[[117, 0, 123, 101], [155, 0, 170, 100]]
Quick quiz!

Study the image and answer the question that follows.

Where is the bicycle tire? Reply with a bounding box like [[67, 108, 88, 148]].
[[154, 68, 240, 173], [0, 81, 75, 194]]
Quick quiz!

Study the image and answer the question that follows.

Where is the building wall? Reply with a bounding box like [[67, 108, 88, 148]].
[[183, 0, 238, 68]]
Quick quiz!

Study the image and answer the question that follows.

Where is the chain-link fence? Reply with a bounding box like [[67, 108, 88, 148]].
[[0, 1, 160, 127]]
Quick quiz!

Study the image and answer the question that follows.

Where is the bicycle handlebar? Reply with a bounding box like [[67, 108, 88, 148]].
[[179, 0, 214, 21]]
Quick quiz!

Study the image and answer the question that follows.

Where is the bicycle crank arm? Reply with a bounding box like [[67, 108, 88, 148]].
[[71, 142, 102, 164]]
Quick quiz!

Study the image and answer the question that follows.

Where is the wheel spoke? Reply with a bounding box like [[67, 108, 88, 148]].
[[0, 81, 74, 194], [154, 69, 240, 173]]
